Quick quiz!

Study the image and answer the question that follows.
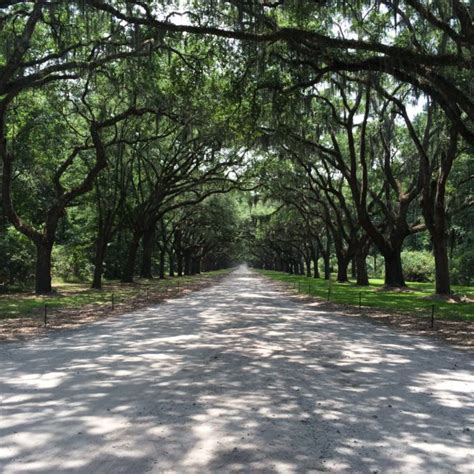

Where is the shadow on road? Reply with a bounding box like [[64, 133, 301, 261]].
[[1, 266, 473, 472]]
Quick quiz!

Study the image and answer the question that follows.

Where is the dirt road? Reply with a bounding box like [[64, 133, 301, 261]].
[[1, 266, 473, 473]]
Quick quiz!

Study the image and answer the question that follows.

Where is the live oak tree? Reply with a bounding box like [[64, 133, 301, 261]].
[[390, 101, 463, 295], [279, 76, 426, 287], [258, 150, 368, 284], [356, 79, 465, 294], [117, 128, 244, 282], [171, 195, 240, 274], [1, 78, 159, 293], [0, 1, 167, 293], [0, 1, 249, 291]]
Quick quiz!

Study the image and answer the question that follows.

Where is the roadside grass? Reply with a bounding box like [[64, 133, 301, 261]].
[[0, 269, 232, 320], [259, 270, 474, 321]]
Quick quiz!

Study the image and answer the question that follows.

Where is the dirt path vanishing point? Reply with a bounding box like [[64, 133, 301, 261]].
[[1, 265, 473, 473]]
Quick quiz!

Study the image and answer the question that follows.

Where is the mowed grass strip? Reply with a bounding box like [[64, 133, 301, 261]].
[[259, 270, 474, 321], [0, 269, 232, 320]]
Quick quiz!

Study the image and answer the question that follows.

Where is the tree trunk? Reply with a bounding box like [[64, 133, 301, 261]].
[[177, 254, 183, 277], [351, 258, 357, 279], [305, 256, 311, 277], [168, 251, 175, 277], [35, 241, 53, 294], [92, 261, 104, 290], [299, 258, 305, 275], [324, 233, 331, 280], [159, 248, 166, 279], [383, 251, 406, 287], [91, 237, 107, 290], [313, 260, 320, 278], [432, 232, 451, 295], [122, 230, 142, 283], [355, 251, 369, 286], [336, 255, 349, 283], [311, 245, 320, 278], [422, 190, 452, 295], [419, 127, 457, 295], [140, 227, 155, 279], [184, 252, 191, 275], [323, 253, 331, 280]]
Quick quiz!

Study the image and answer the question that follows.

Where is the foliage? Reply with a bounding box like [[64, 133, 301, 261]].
[[0, 225, 35, 287], [401, 251, 435, 283], [52, 244, 94, 283]]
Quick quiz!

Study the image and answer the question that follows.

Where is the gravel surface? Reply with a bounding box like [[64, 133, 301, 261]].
[[1, 266, 473, 473]]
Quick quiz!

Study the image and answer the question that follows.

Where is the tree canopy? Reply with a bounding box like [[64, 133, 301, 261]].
[[0, 1, 472, 296]]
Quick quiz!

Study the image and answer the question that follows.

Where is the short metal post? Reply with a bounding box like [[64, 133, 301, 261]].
[[298, 282, 301, 292], [359, 292, 362, 308], [44, 304, 47, 327], [111, 293, 115, 310], [146, 288, 149, 300], [431, 305, 435, 328], [327, 287, 331, 301]]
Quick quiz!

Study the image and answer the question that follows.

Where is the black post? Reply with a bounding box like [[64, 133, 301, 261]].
[[44, 304, 47, 327], [327, 287, 331, 301], [298, 281, 301, 292], [431, 305, 435, 328], [146, 288, 149, 300], [112, 293, 115, 311], [359, 292, 362, 308]]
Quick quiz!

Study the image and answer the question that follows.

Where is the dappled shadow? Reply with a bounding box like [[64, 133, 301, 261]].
[[1, 265, 473, 473]]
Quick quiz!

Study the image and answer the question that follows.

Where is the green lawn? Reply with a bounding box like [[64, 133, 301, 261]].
[[0, 269, 232, 320], [259, 270, 474, 321]]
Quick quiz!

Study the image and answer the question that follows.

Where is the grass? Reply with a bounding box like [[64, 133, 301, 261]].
[[259, 270, 474, 321], [0, 269, 232, 320]]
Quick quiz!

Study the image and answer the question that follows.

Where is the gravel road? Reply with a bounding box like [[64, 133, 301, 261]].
[[1, 266, 473, 473]]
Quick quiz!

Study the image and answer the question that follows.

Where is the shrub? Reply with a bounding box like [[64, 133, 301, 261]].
[[52, 244, 93, 282], [401, 250, 435, 282], [0, 226, 35, 287]]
